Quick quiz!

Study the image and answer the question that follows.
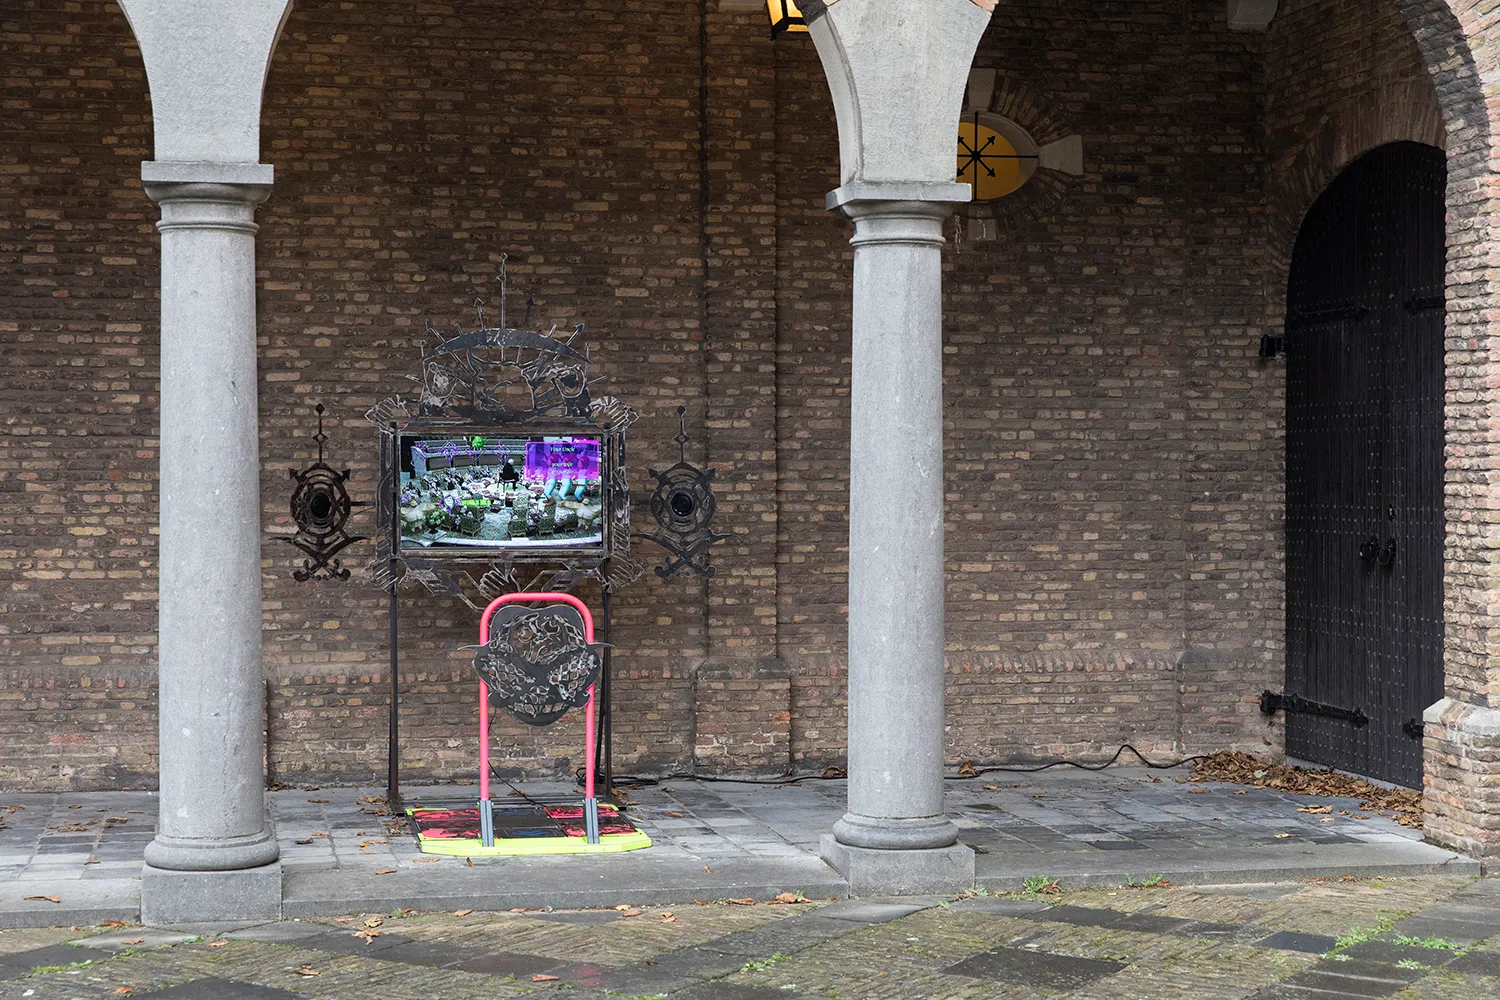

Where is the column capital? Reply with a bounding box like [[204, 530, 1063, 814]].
[[839, 199, 953, 249], [827, 181, 972, 213], [142, 160, 274, 202], [142, 162, 274, 234]]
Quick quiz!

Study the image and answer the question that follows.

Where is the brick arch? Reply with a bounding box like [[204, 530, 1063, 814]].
[[1266, 79, 1444, 270]]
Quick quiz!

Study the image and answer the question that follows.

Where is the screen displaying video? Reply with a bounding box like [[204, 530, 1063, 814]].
[[397, 433, 605, 553]]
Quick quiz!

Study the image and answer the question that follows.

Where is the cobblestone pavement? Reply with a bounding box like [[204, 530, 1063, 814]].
[[3, 875, 1499, 999]]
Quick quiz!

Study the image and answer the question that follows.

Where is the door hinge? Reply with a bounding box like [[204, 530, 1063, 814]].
[[1402, 718, 1424, 740], [1261, 690, 1369, 728]]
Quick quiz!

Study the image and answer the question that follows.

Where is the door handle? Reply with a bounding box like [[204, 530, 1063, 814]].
[[1359, 537, 1379, 564]]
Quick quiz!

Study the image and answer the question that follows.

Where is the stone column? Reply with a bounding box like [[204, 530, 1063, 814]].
[[117, 0, 294, 925], [803, 0, 993, 894], [832, 199, 958, 856], [142, 163, 277, 879], [139, 164, 282, 923]]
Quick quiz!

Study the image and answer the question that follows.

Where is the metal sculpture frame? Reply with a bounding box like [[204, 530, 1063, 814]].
[[476, 593, 602, 845], [363, 262, 638, 810]]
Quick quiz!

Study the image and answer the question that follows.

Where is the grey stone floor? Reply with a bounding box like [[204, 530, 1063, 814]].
[[0, 767, 1475, 926]]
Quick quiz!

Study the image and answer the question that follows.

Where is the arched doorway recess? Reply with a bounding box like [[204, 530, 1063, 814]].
[[1284, 141, 1445, 788]]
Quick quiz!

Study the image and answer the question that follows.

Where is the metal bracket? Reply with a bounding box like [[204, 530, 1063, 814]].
[[1260, 689, 1369, 728], [1402, 717, 1425, 741]]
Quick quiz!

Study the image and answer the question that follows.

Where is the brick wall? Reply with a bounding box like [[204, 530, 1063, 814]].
[[0, 0, 1454, 791]]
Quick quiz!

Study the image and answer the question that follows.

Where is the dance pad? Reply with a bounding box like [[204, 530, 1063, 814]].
[[407, 802, 652, 856]]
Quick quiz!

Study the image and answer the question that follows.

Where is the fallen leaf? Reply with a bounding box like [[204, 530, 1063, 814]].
[[354, 929, 380, 942], [24, 895, 60, 903], [665, 811, 685, 819], [982, 784, 998, 791], [112, 988, 133, 995], [375, 868, 397, 875], [333, 917, 351, 924], [704, 865, 711, 873], [956, 761, 977, 777], [207, 940, 229, 947], [100, 920, 127, 928], [726, 897, 756, 906], [1354, 813, 1370, 820], [1188, 788, 1210, 794], [660, 913, 677, 923], [1320, 817, 1335, 823], [363, 917, 384, 928], [621, 908, 642, 917], [295, 839, 314, 845], [1297, 805, 1333, 814], [292, 965, 321, 977], [531, 974, 559, 982], [413, 857, 440, 863], [454, 909, 473, 917], [121, 937, 144, 945], [1274, 833, 1294, 839], [307, 799, 329, 804], [466, 857, 475, 867], [614, 904, 633, 911], [771, 892, 809, 904]]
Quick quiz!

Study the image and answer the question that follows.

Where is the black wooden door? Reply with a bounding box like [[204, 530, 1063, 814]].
[[1284, 141, 1445, 788]]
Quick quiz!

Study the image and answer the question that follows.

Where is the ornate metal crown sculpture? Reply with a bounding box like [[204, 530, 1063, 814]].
[[471, 603, 605, 726]]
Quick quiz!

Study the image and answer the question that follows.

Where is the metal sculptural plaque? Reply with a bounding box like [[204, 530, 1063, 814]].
[[472, 603, 605, 726], [636, 406, 727, 578], [283, 404, 368, 581]]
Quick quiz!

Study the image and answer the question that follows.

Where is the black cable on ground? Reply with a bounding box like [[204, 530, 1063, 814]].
[[571, 744, 1214, 797]]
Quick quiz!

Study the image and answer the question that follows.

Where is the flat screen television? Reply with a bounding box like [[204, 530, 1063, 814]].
[[394, 430, 609, 559]]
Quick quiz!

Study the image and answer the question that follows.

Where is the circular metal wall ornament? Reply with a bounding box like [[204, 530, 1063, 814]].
[[283, 404, 368, 581], [636, 406, 728, 579]]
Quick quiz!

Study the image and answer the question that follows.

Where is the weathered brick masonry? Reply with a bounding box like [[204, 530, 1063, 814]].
[[0, 0, 1468, 790]]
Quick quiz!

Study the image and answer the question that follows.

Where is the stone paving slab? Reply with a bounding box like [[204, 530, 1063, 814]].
[[0, 770, 1479, 927]]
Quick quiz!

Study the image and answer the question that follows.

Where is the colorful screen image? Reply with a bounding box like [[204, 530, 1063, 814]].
[[398, 434, 605, 552]]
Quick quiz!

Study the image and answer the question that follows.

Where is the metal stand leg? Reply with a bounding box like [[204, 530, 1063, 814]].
[[584, 797, 599, 845], [479, 796, 495, 848]]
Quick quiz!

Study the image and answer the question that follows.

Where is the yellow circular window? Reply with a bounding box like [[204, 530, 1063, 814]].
[[957, 112, 1040, 201]]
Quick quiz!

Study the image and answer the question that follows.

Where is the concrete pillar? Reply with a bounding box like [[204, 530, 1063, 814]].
[[804, 0, 993, 894], [117, 0, 293, 924], [142, 164, 277, 879], [833, 198, 955, 852]]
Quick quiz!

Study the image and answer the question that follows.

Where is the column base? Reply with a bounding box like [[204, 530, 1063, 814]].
[[140, 861, 282, 926], [821, 834, 975, 896], [144, 824, 279, 872]]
